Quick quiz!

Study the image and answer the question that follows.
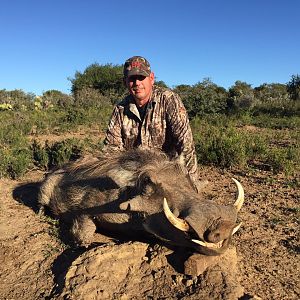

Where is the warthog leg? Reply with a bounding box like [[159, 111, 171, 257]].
[[71, 215, 96, 246]]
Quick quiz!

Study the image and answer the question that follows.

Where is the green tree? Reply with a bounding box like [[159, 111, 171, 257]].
[[41, 90, 74, 108], [252, 83, 293, 116], [73, 87, 112, 108], [155, 80, 168, 88], [287, 74, 300, 101], [70, 63, 127, 103], [173, 84, 192, 94], [227, 81, 255, 112], [0, 89, 35, 109], [176, 79, 228, 118], [254, 83, 289, 102]]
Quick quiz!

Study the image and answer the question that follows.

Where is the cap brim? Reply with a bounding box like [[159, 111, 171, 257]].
[[125, 69, 151, 78]]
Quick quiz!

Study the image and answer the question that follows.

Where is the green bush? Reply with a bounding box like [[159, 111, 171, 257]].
[[193, 121, 247, 168], [32, 139, 83, 170], [287, 74, 300, 101], [191, 115, 299, 174], [0, 89, 35, 110], [265, 148, 293, 175], [8, 148, 32, 179], [31, 140, 49, 170], [243, 133, 267, 160], [251, 99, 300, 117], [251, 115, 300, 130], [41, 90, 74, 108], [0, 147, 32, 179], [62, 108, 85, 124], [47, 139, 82, 168], [264, 146, 300, 175], [0, 105, 110, 179], [176, 79, 228, 118]]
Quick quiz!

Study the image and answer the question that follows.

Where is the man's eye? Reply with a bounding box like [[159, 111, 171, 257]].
[[130, 76, 146, 82]]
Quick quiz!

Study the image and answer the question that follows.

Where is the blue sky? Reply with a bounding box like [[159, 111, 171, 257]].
[[1, 0, 299, 95]]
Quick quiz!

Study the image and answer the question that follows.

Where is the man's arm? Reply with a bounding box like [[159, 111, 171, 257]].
[[166, 92, 200, 191], [102, 106, 124, 152]]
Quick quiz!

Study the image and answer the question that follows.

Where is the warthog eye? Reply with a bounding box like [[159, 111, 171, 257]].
[[142, 184, 156, 196], [138, 175, 154, 195], [142, 175, 152, 185]]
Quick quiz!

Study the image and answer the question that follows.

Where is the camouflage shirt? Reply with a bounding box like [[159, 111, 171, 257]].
[[103, 85, 199, 189]]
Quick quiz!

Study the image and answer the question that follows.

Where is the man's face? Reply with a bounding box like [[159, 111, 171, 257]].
[[125, 72, 155, 107]]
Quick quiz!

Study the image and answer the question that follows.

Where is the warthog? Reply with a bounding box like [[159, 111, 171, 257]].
[[38, 149, 244, 255]]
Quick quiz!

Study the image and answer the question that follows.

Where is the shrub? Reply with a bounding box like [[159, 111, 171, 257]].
[[193, 122, 247, 168], [248, 114, 300, 130], [62, 108, 85, 124], [31, 140, 49, 170], [0, 147, 32, 179], [243, 133, 267, 160], [32, 139, 83, 170], [265, 148, 292, 174], [251, 99, 300, 117], [41, 90, 74, 108], [176, 79, 228, 118], [287, 74, 300, 101], [8, 148, 32, 179], [0, 89, 35, 110], [191, 115, 299, 174], [73, 87, 113, 108], [265, 147, 298, 175], [227, 81, 255, 113]]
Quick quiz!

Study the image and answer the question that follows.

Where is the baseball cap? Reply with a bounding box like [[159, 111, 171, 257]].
[[123, 56, 151, 78]]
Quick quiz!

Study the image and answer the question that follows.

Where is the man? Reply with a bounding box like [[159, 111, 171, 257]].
[[103, 56, 200, 191]]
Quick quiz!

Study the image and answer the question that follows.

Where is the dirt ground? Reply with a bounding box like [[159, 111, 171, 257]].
[[0, 150, 299, 299]]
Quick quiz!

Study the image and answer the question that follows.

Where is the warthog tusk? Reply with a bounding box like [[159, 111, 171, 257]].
[[232, 222, 242, 235], [192, 239, 224, 249], [232, 178, 244, 212], [163, 198, 190, 232]]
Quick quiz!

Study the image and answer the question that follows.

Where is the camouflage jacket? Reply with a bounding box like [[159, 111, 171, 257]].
[[103, 85, 199, 189]]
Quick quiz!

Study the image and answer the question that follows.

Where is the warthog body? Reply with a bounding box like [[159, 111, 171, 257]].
[[38, 149, 244, 255]]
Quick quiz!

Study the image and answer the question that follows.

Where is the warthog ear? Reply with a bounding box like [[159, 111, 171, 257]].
[[106, 167, 136, 187], [119, 195, 146, 212]]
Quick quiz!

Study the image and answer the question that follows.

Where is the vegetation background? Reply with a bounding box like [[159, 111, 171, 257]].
[[0, 63, 299, 182]]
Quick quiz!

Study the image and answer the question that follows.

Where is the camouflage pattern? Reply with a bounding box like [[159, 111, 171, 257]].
[[123, 56, 151, 77], [103, 85, 200, 191]]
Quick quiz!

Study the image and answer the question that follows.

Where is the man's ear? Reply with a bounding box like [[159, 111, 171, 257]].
[[150, 72, 155, 85], [123, 77, 128, 87]]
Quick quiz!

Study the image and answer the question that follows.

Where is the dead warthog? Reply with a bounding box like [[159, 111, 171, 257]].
[[38, 149, 244, 255]]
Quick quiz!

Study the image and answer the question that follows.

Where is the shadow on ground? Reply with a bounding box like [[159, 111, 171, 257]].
[[12, 181, 42, 213]]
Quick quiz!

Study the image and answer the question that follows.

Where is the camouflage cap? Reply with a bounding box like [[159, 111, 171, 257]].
[[123, 56, 151, 78]]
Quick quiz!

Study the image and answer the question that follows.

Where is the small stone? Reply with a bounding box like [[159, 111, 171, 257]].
[[185, 279, 193, 287]]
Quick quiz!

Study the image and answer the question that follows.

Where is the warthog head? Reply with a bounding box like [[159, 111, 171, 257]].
[[39, 149, 244, 255]]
